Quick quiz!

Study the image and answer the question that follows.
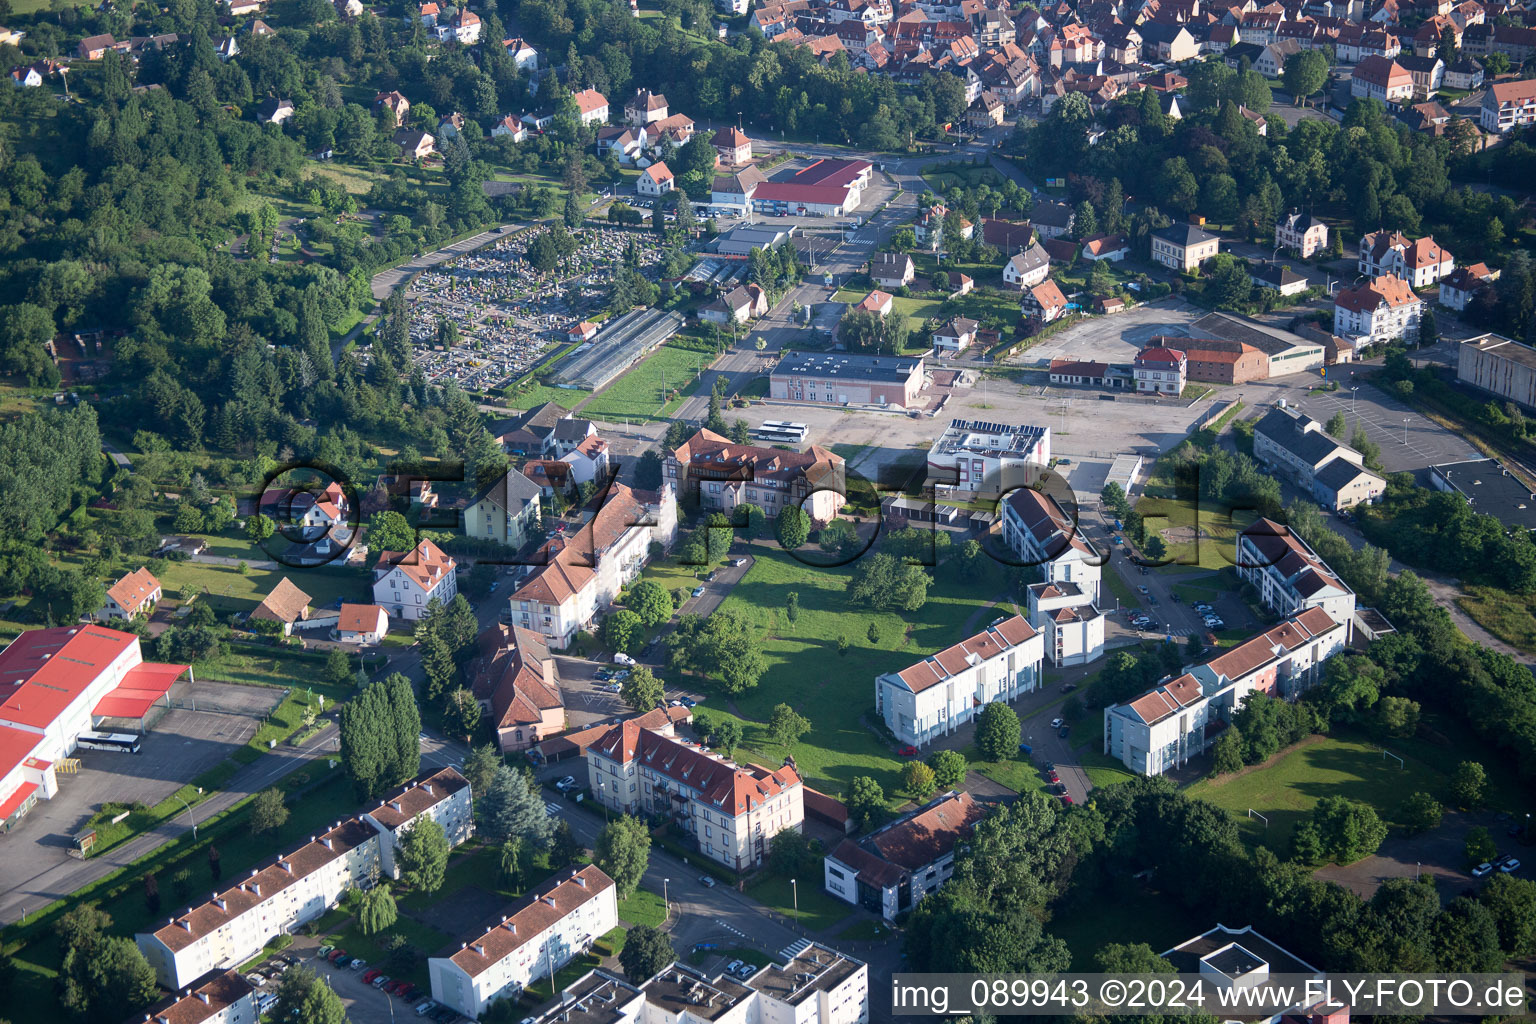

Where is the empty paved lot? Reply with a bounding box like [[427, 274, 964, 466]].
[[1017, 300, 1207, 366]]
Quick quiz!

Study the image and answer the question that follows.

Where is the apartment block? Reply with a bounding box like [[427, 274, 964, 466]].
[[1002, 488, 1108, 665], [586, 722, 803, 872], [875, 615, 1043, 748], [133, 969, 257, 1024], [925, 419, 1050, 496], [824, 791, 987, 919], [1253, 405, 1386, 510], [429, 866, 618, 1019], [667, 429, 845, 524], [1103, 607, 1346, 775], [360, 767, 474, 879], [1236, 520, 1356, 639]]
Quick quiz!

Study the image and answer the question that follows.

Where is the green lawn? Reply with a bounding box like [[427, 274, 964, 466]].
[[618, 888, 668, 927], [505, 379, 590, 412], [963, 744, 1047, 796], [1133, 495, 1258, 570], [154, 560, 367, 617], [744, 875, 852, 932], [579, 342, 711, 425], [1456, 585, 1536, 656], [317, 914, 454, 988], [1185, 733, 1449, 853], [685, 545, 1015, 807], [832, 286, 1020, 338]]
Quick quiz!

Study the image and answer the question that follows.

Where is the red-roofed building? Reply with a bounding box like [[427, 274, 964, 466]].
[[136, 969, 257, 1024], [1104, 606, 1347, 774], [100, 566, 161, 621], [468, 624, 564, 752], [1350, 55, 1413, 103], [637, 161, 674, 196], [361, 766, 473, 877], [824, 791, 988, 919], [371, 539, 457, 621], [667, 428, 845, 525], [1134, 345, 1188, 394], [1334, 273, 1424, 345], [336, 603, 390, 644], [711, 125, 753, 165], [571, 88, 609, 125], [586, 725, 803, 870], [876, 615, 1044, 747], [1022, 279, 1069, 322]]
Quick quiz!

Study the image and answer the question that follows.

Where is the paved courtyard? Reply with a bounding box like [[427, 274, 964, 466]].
[[1016, 300, 1208, 366]]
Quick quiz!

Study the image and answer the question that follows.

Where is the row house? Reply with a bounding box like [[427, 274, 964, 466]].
[[824, 791, 987, 919], [506, 483, 677, 649], [1254, 37, 1302, 75], [1333, 24, 1399, 59], [667, 428, 845, 522], [586, 722, 804, 871], [361, 768, 474, 879], [428, 867, 618, 1019], [1236, 519, 1357, 638], [1006, 487, 1107, 666], [1358, 229, 1453, 285], [1239, 9, 1283, 41], [1443, 56, 1483, 89], [1103, 607, 1347, 774], [136, 819, 383, 988], [134, 971, 257, 1024], [1047, 22, 1105, 63]]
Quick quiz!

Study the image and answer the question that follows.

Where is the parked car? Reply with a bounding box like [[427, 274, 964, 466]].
[[699, 874, 717, 887], [1050, 717, 1064, 729], [318, 945, 334, 959], [613, 652, 636, 666], [725, 960, 744, 976], [1472, 862, 1495, 877], [1500, 858, 1521, 874], [350, 959, 366, 970], [245, 974, 267, 988], [1058, 725, 1070, 738], [680, 696, 697, 707], [691, 586, 705, 597], [1060, 793, 1074, 805], [1137, 585, 1150, 595], [1060, 683, 1077, 693], [897, 745, 918, 756], [374, 975, 392, 989], [734, 962, 757, 979], [328, 950, 349, 965], [416, 1002, 438, 1017], [1018, 742, 1032, 755], [363, 970, 381, 984], [731, 557, 747, 567], [555, 776, 577, 791]]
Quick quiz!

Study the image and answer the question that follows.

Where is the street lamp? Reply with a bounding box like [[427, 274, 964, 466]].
[[790, 878, 798, 925], [1403, 417, 1410, 445], [173, 794, 198, 839], [664, 877, 670, 912]]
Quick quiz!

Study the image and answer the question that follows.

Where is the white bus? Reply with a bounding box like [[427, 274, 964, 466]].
[[754, 421, 810, 444], [75, 731, 141, 754]]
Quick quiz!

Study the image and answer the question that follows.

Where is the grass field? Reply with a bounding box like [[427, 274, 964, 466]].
[[675, 544, 1014, 806], [579, 342, 710, 425], [964, 744, 1048, 796], [154, 560, 367, 616], [920, 164, 1006, 193], [1185, 733, 1449, 852], [745, 875, 852, 933], [618, 888, 668, 927], [1456, 585, 1536, 655], [1134, 495, 1258, 570], [831, 286, 1020, 339]]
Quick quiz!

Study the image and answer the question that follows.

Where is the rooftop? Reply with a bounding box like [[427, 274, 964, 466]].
[[1430, 457, 1536, 530], [747, 945, 865, 1006], [773, 350, 923, 384], [934, 419, 1048, 460]]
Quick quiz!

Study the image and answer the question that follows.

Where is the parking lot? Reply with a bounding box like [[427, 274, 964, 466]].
[[284, 938, 461, 1024], [1017, 300, 1208, 366]]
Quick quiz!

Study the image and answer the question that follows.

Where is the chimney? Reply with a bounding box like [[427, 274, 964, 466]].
[[389, 801, 403, 813], [424, 784, 434, 797], [213, 897, 226, 911], [196, 992, 210, 1004], [251, 883, 261, 896], [574, 874, 587, 888], [321, 837, 333, 850]]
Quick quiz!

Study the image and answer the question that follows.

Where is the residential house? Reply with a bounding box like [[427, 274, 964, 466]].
[[76, 34, 116, 59], [1358, 230, 1454, 286], [1443, 56, 1483, 89], [712, 125, 753, 165], [375, 89, 411, 124], [336, 604, 390, 645], [571, 89, 609, 125], [502, 37, 539, 71], [258, 97, 295, 124], [371, 539, 457, 621], [9, 65, 42, 87], [469, 624, 564, 752], [1439, 262, 1497, 311], [1134, 346, 1187, 394], [1350, 55, 1413, 102], [595, 125, 647, 166], [1254, 38, 1302, 76], [491, 115, 528, 141], [1396, 53, 1444, 97], [464, 470, 543, 549], [1106, 608, 1348, 775], [637, 162, 674, 196], [700, 283, 766, 325], [1481, 78, 1536, 133], [1150, 222, 1220, 271], [393, 128, 435, 159], [437, 9, 480, 43], [856, 289, 895, 317], [871, 251, 916, 288], [427, 867, 618, 1018], [932, 317, 979, 355], [559, 435, 610, 487], [1334, 273, 1423, 346], [1274, 210, 1329, 258], [495, 402, 574, 456], [926, 419, 1050, 496], [1030, 200, 1075, 239], [1003, 241, 1052, 287], [436, 112, 465, 140], [100, 567, 161, 621], [1253, 263, 1309, 295], [586, 723, 804, 871], [667, 428, 845, 523], [1236, 519, 1357, 635], [1022, 279, 1069, 322], [506, 483, 677, 648], [361, 767, 474, 879], [248, 578, 311, 635], [1138, 21, 1200, 60], [914, 204, 972, 249], [1253, 405, 1386, 509], [1049, 360, 1112, 387], [824, 792, 988, 919], [623, 89, 668, 124], [1081, 233, 1130, 261]]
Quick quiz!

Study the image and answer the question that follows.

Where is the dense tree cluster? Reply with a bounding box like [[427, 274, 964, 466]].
[[665, 609, 767, 694], [338, 673, 421, 799]]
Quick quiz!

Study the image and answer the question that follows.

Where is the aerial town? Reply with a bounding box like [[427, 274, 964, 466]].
[[0, 0, 1534, 1018]]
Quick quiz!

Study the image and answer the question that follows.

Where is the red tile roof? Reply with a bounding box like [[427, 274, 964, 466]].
[[590, 726, 800, 816], [106, 567, 160, 614], [364, 767, 469, 830], [338, 603, 388, 633], [870, 791, 987, 869], [374, 539, 455, 593], [891, 615, 1037, 693], [448, 866, 615, 978]]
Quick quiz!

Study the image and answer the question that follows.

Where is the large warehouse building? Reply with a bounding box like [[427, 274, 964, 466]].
[[770, 351, 926, 408], [549, 308, 684, 391], [1457, 332, 1536, 412]]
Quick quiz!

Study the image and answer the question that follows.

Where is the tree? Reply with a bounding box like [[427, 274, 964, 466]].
[[903, 760, 938, 798], [1419, 306, 1439, 345], [1326, 411, 1347, 438], [339, 675, 420, 799], [358, 884, 399, 935], [1096, 942, 1175, 974], [463, 743, 502, 799], [1479, 874, 1536, 955], [785, 592, 800, 624], [172, 502, 205, 533], [272, 968, 348, 1024], [769, 828, 818, 878], [596, 815, 651, 898], [818, 518, 859, 557], [1212, 729, 1244, 775], [620, 925, 674, 982], [927, 749, 967, 788], [1400, 792, 1442, 834], [246, 512, 276, 543], [444, 687, 482, 744], [250, 787, 289, 835], [1465, 825, 1497, 868], [975, 702, 1021, 762], [846, 776, 887, 832], [776, 506, 810, 550], [143, 872, 160, 915], [636, 450, 665, 491], [1307, 795, 1387, 864], [367, 510, 417, 553], [325, 648, 353, 687], [733, 503, 767, 540], [400, 818, 451, 893], [768, 702, 811, 746], [1282, 49, 1328, 102], [696, 712, 742, 757], [849, 553, 930, 611], [603, 609, 645, 654], [1451, 760, 1487, 809], [626, 579, 674, 627], [61, 936, 157, 1021], [479, 765, 554, 845], [621, 665, 666, 712]]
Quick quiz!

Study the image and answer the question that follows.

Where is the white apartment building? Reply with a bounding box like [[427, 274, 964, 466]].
[[875, 615, 1043, 748], [824, 791, 987, 919], [1133, 345, 1187, 395], [1333, 274, 1423, 346], [1274, 211, 1329, 259], [1003, 487, 1108, 664], [133, 969, 257, 1024], [1103, 607, 1346, 775], [371, 538, 458, 622], [464, 471, 543, 550], [586, 721, 803, 871], [136, 819, 382, 989], [1235, 520, 1357, 640], [926, 419, 1051, 497], [507, 483, 677, 649], [1357, 231, 1455, 287], [429, 866, 618, 1019], [1481, 78, 1536, 133], [360, 767, 473, 879]]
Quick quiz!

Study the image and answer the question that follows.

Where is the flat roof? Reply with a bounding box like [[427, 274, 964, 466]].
[[934, 419, 1048, 459], [747, 945, 864, 1006], [773, 350, 923, 384], [641, 965, 751, 1021], [1461, 332, 1536, 372], [1430, 457, 1536, 530]]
